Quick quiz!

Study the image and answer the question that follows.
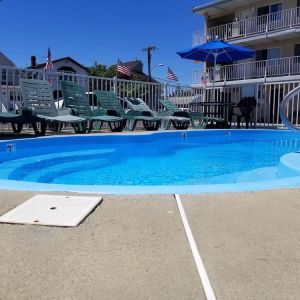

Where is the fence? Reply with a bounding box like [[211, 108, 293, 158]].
[[202, 81, 300, 128], [0, 66, 203, 113], [1, 66, 300, 129]]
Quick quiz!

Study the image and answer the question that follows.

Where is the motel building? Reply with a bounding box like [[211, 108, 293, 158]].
[[192, 0, 300, 127]]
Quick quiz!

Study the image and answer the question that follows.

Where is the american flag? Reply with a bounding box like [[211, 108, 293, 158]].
[[44, 48, 53, 71], [167, 67, 178, 81], [117, 59, 132, 77]]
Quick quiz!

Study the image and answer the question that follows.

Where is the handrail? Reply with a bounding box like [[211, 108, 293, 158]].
[[279, 85, 300, 131], [192, 55, 300, 84], [204, 6, 300, 42]]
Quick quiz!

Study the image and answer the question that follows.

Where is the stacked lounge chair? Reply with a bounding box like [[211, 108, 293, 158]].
[[19, 79, 86, 135], [124, 97, 190, 130], [94, 90, 161, 131], [60, 81, 125, 132]]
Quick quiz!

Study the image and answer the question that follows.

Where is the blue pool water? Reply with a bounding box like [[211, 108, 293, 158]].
[[1, 130, 300, 193]]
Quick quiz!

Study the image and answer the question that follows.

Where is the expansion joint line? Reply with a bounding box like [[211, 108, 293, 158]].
[[174, 194, 216, 300]]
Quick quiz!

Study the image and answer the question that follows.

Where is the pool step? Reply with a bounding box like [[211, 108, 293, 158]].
[[0, 149, 117, 182], [278, 152, 300, 178]]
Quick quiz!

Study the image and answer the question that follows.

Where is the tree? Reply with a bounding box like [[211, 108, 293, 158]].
[[88, 62, 149, 81], [88, 62, 109, 77]]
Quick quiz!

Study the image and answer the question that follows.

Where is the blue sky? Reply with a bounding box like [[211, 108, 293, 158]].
[[0, 0, 210, 84]]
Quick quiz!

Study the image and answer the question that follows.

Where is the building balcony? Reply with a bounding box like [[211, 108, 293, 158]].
[[192, 31, 205, 46], [194, 7, 300, 45], [193, 56, 300, 85]]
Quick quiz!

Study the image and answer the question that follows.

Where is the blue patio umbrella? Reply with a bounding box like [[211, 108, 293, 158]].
[[177, 40, 255, 100]]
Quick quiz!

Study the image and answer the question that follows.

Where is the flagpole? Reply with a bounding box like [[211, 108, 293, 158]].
[[115, 58, 118, 80], [113, 59, 118, 94]]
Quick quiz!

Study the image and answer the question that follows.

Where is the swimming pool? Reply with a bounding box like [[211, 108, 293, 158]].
[[1, 129, 300, 194]]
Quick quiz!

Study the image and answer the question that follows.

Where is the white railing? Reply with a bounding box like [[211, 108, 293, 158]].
[[193, 81, 300, 128], [193, 56, 300, 83], [2, 67, 300, 129], [194, 7, 300, 43], [280, 85, 300, 131], [193, 31, 205, 46], [0, 66, 204, 113]]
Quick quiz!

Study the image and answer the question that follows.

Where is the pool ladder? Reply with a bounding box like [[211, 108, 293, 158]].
[[279, 85, 300, 131]]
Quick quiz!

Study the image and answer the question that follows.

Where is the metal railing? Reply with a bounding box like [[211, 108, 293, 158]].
[[0, 66, 204, 113], [192, 31, 205, 46], [2, 67, 300, 129], [193, 7, 300, 44], [198, 81, 300, 128], [193, 56, 300, 84], [280, 85, 300, 131]]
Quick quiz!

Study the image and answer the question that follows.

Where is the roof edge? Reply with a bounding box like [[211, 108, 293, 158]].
[[31, 56, 89, 72], [192, 0, 233, 14]]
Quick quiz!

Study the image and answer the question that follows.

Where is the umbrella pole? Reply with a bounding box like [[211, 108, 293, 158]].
[[212, 53, 217, 102]]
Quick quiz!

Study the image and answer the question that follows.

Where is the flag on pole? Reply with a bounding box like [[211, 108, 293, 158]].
[[44, 48, 53, 71], [44, 48, 53, 84], [167, 67, 178, 81], [117, 59, 132, 77]]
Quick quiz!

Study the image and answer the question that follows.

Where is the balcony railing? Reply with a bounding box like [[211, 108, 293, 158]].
[[202, 7, 300, 42], [193, 56, 300, 84], [193, 31, 205, 46]]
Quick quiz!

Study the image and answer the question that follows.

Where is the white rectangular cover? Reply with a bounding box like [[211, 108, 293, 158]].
[[0, 194, 102, 227]]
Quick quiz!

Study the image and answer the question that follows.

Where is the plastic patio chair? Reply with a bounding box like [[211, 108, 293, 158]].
[[60, 81, 125, 132], [94, 90, 161, 131], [20, 79, 86, 135]]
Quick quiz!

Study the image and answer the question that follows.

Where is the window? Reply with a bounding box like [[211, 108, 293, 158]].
[[2, 70, 6, 83], [294, 44, 300, 57], [257, 6, 269, 17], [57, 66, 76, 73], [294, 44, 300, 63], [268, 48, 281, 60], [270, 3, 282, 21], [268, 48, 281, 66], [256, 48, 281, 62], [256, 49, 268, 61], [257, 3, 282, 21], [270, 3, 282, 14]]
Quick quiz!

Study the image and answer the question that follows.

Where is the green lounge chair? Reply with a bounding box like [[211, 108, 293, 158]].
[[125, 97, 190, 130], [20, 79, 86, 135], [60, 81, 125, 132], [159, 99, 226, 129], [0, 111, 34, 134], [94, 90, 161, 131]]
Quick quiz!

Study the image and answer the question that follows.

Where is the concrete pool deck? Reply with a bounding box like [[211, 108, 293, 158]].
[[1, 189, 300, 299]]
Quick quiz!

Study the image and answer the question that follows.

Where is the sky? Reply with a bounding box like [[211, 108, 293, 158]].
[[0, 0, 211, 84]]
